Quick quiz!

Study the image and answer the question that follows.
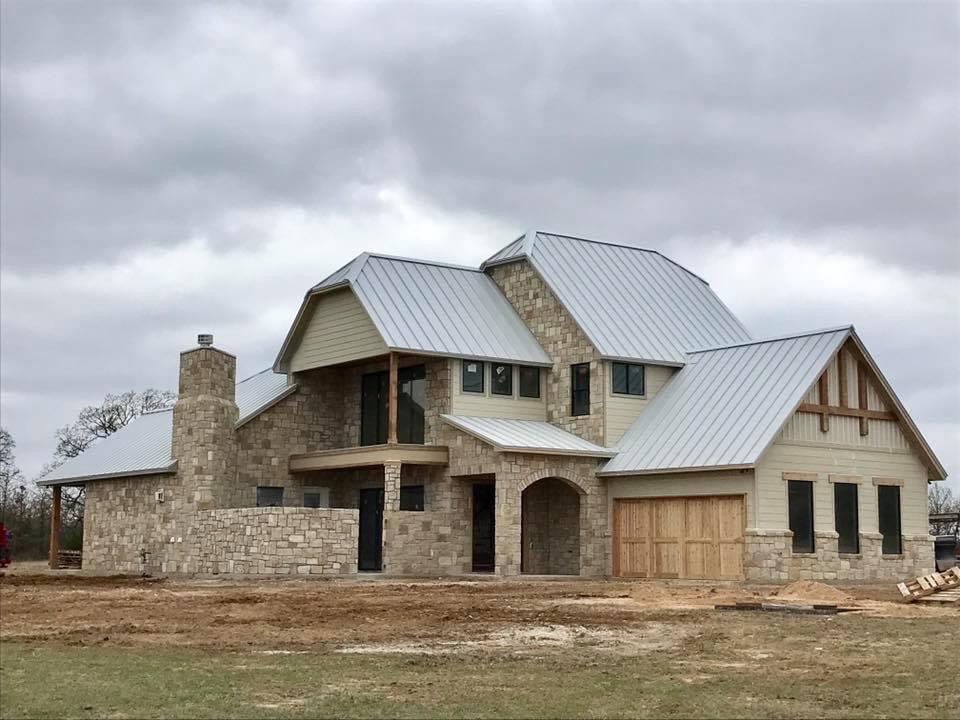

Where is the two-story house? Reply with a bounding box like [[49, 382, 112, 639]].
[[40, 231, 947, 581]]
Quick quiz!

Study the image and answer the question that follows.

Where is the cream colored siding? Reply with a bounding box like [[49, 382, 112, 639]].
[[604, 364, 677, 445], [781, 414, 910, 452], [289, 289, 387, 372], [449, 359, 546, 421], [802, 345, 889, 411], [607, 470, 756, 528], [755, 440, 928, 534]]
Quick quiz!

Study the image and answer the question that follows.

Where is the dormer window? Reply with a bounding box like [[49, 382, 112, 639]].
[[491, 363, 513, 396], [462, 360, 484, 393], [612, 362, 645, 396], [518, 366, 541, 398]]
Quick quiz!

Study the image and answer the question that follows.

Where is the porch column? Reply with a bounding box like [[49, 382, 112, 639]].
[[494, 477, 522, 576], [48, 485, 62, 569], [383, 462, 402, 512], [387, 351, 399, 445]]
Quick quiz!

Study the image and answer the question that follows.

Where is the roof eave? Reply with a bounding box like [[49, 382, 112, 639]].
[[235, 384, 299, 428], [597, 463, 754, 478], [37, 461, 178, 487]]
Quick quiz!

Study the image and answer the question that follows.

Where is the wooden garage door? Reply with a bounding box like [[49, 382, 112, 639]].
[[613, 496, 745, 580]]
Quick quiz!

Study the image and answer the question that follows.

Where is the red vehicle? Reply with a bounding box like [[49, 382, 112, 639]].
[[0, 522, 10, 568]]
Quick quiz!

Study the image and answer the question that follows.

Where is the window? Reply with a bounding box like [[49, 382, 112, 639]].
[[361, 371, 388, 445], [787, 480, 814, 553], [399, 485, 425, 511], [518, 366, 541, 398], [397, 364, 426, 444], [491, 363, 513, 396], [303, 487, 330, 509], [878, 485, 902, 555], [571, 363, 591, 416], [462, 360, 484, 393], [257, 486, 284, 507], [834, 483, 859, 553], [612, 362, 645, 396]]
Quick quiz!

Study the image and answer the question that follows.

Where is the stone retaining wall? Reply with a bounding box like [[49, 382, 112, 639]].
[[744, 529, 934, 581]]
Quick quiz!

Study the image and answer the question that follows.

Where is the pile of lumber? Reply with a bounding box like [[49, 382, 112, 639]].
[[897, 567, 960, 604], [57, 550, 82, 569]]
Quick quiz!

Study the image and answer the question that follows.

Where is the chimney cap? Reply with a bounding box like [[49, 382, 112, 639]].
[[197, 333, 214, 347]]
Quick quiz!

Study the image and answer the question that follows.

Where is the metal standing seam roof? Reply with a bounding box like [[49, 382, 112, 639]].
[[600, 327, 852, 475], [441, 415, 616, 457], [276, 253, 552, 369], [38, 369, 296, 485], [482, 231, 752, 366]]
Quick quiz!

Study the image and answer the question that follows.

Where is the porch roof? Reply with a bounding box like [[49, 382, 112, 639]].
[[441, 415, 616, 458], [288, 444, 450, 472]]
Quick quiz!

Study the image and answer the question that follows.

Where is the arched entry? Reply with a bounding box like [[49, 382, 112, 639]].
[[521, 477, 581, 574]]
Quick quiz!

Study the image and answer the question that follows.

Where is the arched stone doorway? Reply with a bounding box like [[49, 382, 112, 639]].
[[520, 477, 581, 574]]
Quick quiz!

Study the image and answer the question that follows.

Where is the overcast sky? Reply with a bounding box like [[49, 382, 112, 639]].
[[1, 0, 958, 490]]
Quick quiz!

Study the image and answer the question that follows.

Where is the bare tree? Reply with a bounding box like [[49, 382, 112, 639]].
[[929, 483, 959, 515], [0, 427, 24, 522]]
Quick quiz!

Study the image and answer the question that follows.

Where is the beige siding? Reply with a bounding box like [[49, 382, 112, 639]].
[[604, 364, 677, 445], [607, 470, 756, 528], [289, 289, 387, 372], [449, 359, 546, 421], [781, 413, 911, 452], [802, 344, 888, 411], [755, 440, 928, 534]]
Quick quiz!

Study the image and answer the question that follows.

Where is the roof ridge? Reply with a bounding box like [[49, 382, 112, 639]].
[[362, 252, 481, 273], [687, 325, 853, 354]]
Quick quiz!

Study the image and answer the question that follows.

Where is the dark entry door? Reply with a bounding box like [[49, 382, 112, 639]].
[[472, 484, 495, 572], [358, 488, 384, 571]]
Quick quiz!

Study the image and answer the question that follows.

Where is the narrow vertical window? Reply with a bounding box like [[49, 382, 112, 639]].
[[571, 363, 590, 416], [834, 483, 859, 553], [462, 360, 484, 393], [491, 363, 513, 396], [788, 480, 815, 553], [877, 485, 902, 555], [518, 366, 541, 398]]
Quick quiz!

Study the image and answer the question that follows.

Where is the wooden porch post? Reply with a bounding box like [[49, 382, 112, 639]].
[[48, 486, 62, 569], [387, 351, 398, 445]]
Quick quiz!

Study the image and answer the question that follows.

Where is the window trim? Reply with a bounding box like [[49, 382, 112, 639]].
[[787, 479, 815, 554], [571, 362, 591, 417], [611, 361, 646, 397], [518, 365, 541, 400], [490, 362, 514, 397], [461, 359, 485, 394]]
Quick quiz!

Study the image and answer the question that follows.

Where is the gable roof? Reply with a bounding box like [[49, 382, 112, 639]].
[[482, 231, 752, 365], [600, 326, 946, 479], [275, 253, 551, 371], [38, 369, 295, 486], [441, 415, 615, 457]]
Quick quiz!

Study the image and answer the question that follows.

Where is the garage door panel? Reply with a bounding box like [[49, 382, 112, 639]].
[[614, 495, 745, 580]]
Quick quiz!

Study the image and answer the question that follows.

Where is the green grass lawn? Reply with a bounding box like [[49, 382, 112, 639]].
[[3, 615, 958, 720]]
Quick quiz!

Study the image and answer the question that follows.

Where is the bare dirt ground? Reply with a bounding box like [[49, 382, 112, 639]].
[[1, 568, 953, 655]]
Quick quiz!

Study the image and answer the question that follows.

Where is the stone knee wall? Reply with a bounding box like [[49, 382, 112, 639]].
[[192, 507, 358, 576], [745, 530, 935, 581], [521, 478, 580, 574]]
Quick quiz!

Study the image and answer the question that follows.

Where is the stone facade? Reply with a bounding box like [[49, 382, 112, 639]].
[[520, 477, 580, 574], [744, 530, 934, 581], [488, 261, 606, 445]]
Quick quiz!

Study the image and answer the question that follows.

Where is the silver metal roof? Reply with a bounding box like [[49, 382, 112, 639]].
[[39, 370, 295, 485], [442, 415, 616, 457], [482, 231, 752, 365], [277, 253, 551, 369], [600, 327, 851, 475]]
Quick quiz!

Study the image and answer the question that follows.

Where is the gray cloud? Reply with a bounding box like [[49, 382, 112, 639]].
[[1, 0, 958, 486]]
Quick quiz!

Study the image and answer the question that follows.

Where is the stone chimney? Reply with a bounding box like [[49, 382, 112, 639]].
[[171, 334, 239, 511]]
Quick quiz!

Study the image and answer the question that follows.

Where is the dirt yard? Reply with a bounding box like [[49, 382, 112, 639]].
[[1, 570, 957, 718]]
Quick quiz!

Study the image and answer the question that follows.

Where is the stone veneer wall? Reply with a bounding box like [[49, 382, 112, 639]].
[[744, 530, 934, 581], [445, 426, 607, 576], [487, 261, 605, 445], [520, 477, 580, 574]]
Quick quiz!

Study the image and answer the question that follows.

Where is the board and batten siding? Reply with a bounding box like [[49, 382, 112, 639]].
[[449, 359, 546, 421], [604, 364, 677, 445], [289, 289, 388, 373], [606, 469, 756, 529]]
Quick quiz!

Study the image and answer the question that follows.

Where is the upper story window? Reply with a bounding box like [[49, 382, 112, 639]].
[[491, 363, 513, 396], [462, 360, 484, 393], [612, 362, 645, 396], [518, 366, 541, 399], [571, 363, 590, 416]]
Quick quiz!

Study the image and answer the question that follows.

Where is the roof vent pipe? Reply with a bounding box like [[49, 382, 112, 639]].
[[197, 333, 214, 347]]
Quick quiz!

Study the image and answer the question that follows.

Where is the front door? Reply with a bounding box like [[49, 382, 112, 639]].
[[472, 484, 495, 572], [358, 488, 384, 572]]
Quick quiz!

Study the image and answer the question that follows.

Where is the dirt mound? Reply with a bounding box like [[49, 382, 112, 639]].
[[772, 581, 854, 604]]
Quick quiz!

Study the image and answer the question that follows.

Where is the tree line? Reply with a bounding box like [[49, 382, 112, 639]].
[[0, 389, 175, 560]]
